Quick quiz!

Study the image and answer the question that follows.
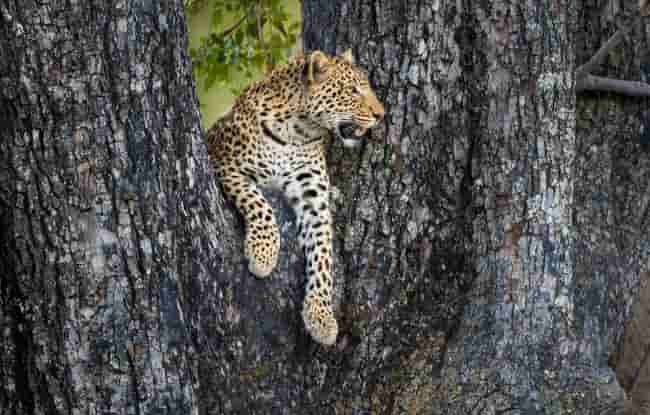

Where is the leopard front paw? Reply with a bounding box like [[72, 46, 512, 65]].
[[244, 227, 280, 278], [302, 294, 338, 346]]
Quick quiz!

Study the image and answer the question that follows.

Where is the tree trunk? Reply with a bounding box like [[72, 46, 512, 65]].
[[302, 0, 648, 414], [578, 2, 650, 414], [0, 0, 220, 412]]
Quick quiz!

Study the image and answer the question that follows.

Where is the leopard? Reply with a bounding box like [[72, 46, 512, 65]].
[[206, 49, 385, 346]]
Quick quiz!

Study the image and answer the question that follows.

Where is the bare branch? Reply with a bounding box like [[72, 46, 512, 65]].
[[576, 29, 627, 78], [219, 6, 254, 39], [575, 11, 650, 97], [255, 4, 266, 58], [576, 74, 650, 97]]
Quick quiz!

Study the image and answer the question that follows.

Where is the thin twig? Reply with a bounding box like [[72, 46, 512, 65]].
[[192, 6, 255, 70], [256, 4, 266, 52], [255, 3, 274, 73], [219, 6, 254, 39], [575, 11, 650, 97]]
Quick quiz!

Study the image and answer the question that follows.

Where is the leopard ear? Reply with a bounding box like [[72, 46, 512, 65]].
[[340, 48, 354, 64], [307, 50, 331, 84]]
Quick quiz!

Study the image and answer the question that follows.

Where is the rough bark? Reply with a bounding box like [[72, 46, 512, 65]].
[[0, 0, 218, 412], [301, 0, 648, 414], [579, 2, 650, 414], [303, 0, 479, 412], [615, 273, 650, 414]]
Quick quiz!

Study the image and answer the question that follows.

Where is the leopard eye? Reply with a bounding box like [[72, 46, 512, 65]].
[[352, 85, 362, 95]]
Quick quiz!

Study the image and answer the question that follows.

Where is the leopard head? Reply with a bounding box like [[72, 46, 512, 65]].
[[304, 49, 385, 147]]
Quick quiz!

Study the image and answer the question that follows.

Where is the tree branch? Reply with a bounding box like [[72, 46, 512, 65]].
[[576, 74, 650, 97], [219, 6, 254, 39], [256, 5, 266, 54], [575, 8, 650, 97], [575, 28, 627, 78]]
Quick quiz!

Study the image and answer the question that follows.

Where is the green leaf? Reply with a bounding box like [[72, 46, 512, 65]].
[[250, 53, 265, 70], [233, 29, 244, 45], [246, 21, 258, 38], [211, 8, 223, 29], [189, 0, 299, 93], [269, 33, 283, 47], [205, 69, 218, 90], [271, 20, 287, 37]]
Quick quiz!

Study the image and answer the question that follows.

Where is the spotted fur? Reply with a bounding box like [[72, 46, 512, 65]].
[[206, 50, 385, 346]]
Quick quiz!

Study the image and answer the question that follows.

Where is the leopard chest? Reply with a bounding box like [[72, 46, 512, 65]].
[[255, 114, 329, 181]]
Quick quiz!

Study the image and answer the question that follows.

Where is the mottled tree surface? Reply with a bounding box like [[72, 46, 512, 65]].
[[303, 0, 650, 414], [579, 3, 650, 414], [1, 0, 649, 414], [0, 0, 216, 412]]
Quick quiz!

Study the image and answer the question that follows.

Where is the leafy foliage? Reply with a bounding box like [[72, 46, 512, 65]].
[[186, 0, 300, 93]]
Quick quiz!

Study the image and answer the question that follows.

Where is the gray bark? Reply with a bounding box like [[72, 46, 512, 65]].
[[0, 0, 216, 412], [578, 2, 650, 414], [301, 0, 649, 414]]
